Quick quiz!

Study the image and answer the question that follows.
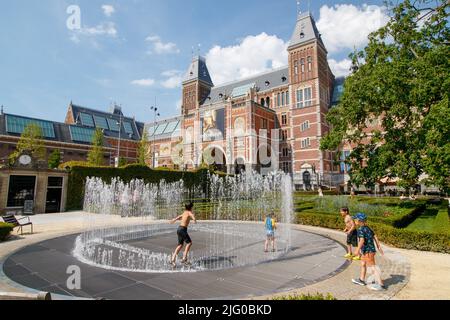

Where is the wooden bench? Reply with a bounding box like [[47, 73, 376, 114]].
[[2, 215, 33, 235]]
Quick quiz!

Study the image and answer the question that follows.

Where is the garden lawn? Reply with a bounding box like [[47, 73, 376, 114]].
[[406, 205, 450, 235]]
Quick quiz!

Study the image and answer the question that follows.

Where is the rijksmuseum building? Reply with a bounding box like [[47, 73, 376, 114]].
[[0, 12, 349, 191], [149, 12, 345, 189]]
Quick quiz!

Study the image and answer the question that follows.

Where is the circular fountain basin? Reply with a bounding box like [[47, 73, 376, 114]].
[[73, 222, 293, 273], [2, 224, 349, 300]]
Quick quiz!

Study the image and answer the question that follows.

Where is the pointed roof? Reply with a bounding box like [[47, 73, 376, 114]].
[[182, 55, 214, 86], [288, 12, 325, 50]]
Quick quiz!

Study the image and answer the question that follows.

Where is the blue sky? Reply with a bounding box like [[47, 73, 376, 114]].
[[0, 0, 388, 123]]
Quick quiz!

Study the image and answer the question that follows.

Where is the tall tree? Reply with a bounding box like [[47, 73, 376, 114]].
[[137, 130, 149, 166], [48, 149, 61, 169], [9, 123, 46, 165], [321, 0, 449, 193], [87, 128, 105, 166]]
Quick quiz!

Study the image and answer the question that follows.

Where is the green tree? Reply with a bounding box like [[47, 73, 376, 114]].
[[321, 0, 450, 193], [137, 130, 149, 166], [9, 123, 46, 165], [87, 128, 105, 166], [118, 157, 127, 167], [48, 149, 61, 169]]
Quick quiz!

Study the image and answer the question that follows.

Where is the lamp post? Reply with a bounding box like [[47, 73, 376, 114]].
[[115, 114, 123, 168], [150, 106, 160, 168]]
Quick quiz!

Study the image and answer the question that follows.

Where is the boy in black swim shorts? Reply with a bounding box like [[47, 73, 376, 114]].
[[170, 202, 197, 266]]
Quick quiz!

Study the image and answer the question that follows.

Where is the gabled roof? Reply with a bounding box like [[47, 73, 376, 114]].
[[288, 12, 325, 50], [182, 56, 214, 86], [0, 113, 112, 147], [200, 67, 289, 106], [69, 103, 144, 141]]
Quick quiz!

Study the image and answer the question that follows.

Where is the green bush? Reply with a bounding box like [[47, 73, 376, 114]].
[[273, 293, 337, 300], [296, 196, 427, 228], [296, 212, 450, 253], [0, 223, 14, 242], [433, 207, 450, 235], [65, 164, 220, 211], [59, 161, 97, 170]]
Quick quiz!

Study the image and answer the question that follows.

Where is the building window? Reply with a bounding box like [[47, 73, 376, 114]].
[[282, 148, 289, 157], [296, 87, 313, 108], [340, 151, 351, 173], [286, 91, 290, 105], [266, 97, 271, 108], [301, 138, 311, 149], [294, 60, 299, 75], [261, 119, 268, 130], [260, 98, 265, 107], [301, 121, 310, 132], [277, 93, 281, 107], [282, 92, 286, 106], [308, 56, 312, 72], [282, 130, 288, 141], [7, 175, 36, 208], [281, 162, 290, 173], [301, 58, 305, 73], [281, 114, 288, 126]]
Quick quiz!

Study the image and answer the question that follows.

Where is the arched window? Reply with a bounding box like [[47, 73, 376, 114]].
[[301, 58, 305, 73], [308, 56, 312, 72], [260, 98, 265, 107], [266, 97, 271, 108], [277, 93, 281, 107], [234, 117, 246, 136]]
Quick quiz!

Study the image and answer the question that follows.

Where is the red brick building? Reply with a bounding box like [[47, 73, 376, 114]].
[[147, 12, 344, 189], [0, 103, 145, 168]]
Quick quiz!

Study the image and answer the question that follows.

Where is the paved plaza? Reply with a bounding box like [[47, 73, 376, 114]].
[[0, 212, 449, 300]]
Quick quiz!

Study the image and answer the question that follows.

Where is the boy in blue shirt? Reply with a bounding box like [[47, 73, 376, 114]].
[[264, 212, 277, 253], [351, 213, 386, 291]]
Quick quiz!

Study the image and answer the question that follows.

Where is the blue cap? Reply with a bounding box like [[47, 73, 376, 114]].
[[353, 213, 367, 221]]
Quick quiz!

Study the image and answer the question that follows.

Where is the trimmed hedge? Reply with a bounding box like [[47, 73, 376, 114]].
[[0, 223, 14, 242], [65, 164, 223, 211], [273, 293, 337, 300], [296, 212, 450, 253], [297, 197, 427, 228]]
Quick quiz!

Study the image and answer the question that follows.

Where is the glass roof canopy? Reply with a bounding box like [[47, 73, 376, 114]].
[[69, 126, 96, 143], [6, 115, 56, 138], [231, 83, 255, 98], [147, 120, 181, 137]]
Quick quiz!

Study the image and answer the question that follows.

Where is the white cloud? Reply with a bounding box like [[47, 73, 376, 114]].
[[82, 22, 117, 37], [329, 58, 353, 77], [317, 4, 389, 53], [161, 70, 183, 89], [131, 79, 155, 87], [102, 5, 115, 17], [146, 35, 180, 55], [205, 32, 288, 85], [70, 22, 117, 43]]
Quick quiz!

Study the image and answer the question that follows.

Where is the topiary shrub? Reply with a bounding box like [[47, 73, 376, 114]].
[[296, 212, 450, 253], [64, 164, 216, 211], [0, 223, 14, 242]]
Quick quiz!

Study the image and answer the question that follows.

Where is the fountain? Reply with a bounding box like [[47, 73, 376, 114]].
[[73, 171, 294, 273]]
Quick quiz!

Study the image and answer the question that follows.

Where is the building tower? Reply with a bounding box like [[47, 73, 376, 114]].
[[287, 12, 335, 190], [181, 56, 214, 116]]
